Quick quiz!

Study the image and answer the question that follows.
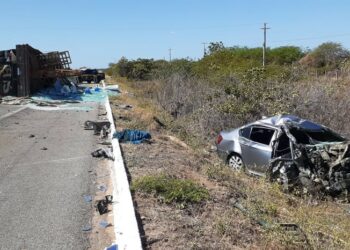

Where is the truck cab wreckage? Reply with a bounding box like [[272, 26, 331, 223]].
[[0, 44, 104, 97]]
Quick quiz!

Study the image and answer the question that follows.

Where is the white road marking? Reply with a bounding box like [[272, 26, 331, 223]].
[[15, 156, 89, 167], [0, 106, 27, 121]]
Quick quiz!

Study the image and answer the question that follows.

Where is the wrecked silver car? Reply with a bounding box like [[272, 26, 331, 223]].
[[216, 115, 350, 197]]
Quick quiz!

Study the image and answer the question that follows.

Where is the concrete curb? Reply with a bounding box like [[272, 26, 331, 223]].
[[104, 87, 142, 250]]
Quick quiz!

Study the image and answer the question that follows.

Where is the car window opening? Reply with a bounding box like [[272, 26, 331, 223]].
[[274, 132, 291, 157], [250, 127, 275, 145], [240, 126, 251, 139], [289, 127, 345, 144]]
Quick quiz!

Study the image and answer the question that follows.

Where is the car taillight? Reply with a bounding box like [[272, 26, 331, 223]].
[[216, 134, 223, 145]]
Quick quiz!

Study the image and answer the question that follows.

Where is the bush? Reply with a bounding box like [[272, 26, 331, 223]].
[[131, 175, 209, 206]]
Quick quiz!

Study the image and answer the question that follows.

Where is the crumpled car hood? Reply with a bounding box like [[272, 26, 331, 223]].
[[270, 124, 350, 198]]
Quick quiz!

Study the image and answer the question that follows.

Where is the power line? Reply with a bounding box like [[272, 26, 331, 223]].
[[270, 33, 350, 44], [169, 48, 172, 62], [261, 22, 270, 67], [202, 42, 207, 57]]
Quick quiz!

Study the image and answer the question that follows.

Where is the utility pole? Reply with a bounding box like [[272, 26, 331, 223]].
[[261, 23, 270, 67], [202, 42, 207, 57], [169, 48, 172, 62]]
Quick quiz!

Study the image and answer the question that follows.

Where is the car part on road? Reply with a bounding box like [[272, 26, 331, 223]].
[[84, 120, 111, 135], [91, 148, 114, 161], [99, 220, 111, 229], [83, 195, 93, 203], [96, 195, 113, 215], [82, 225, 92, 232]]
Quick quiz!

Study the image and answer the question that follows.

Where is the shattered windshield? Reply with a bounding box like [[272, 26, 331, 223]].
[[289, 127, 345, 144]]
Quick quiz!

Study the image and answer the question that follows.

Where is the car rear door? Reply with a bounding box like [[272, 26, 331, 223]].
[[239, 126, 276, 174]]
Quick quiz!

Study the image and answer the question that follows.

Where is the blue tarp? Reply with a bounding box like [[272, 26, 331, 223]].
[[113, 129, 151, 144], [32, 83, 119, 103]]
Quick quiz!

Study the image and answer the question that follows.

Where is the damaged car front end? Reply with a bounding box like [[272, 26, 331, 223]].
[[217, 115, 350, 198], [270, 121, 350, 197]]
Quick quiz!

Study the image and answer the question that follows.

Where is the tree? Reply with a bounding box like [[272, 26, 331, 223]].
[[117, 57, 130, 77], [207, 42, 225, 54], [311, 42, 350, 68], [269, 46, 304, 65]]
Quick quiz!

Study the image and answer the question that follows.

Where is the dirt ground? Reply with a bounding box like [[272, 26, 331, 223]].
[[109, 88, 270, 249], [108, 79, 350, 250]]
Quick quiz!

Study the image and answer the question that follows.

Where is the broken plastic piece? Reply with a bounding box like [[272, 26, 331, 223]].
[[99, 220, 110, 228], [96, 195, 113, 215], [97, 184, 107, 192], [84, 120, 111, 135], [83, 195, 93, 203], [104, 244, 118, 250], [82, 225, 92, 232], [91, 148, 114, 161]]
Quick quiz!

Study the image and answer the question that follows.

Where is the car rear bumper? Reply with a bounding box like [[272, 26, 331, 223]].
[[217, 148, 229, 162]]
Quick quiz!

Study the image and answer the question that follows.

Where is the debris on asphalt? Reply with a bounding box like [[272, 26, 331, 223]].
[[41, 147, 48, 150], [99, 220, 110, 228], [97, 184, 107, 192], [29, 134, 35, 138], [104, 243, 118, 250], [105, 84, 120, 93], [113, 129, 151, 144], [84, 120, 111, 135], [91, 148, 114, 161], [83, 195, 93, 203], [96, 195, 113, 215], [82, 225, 92, 232]]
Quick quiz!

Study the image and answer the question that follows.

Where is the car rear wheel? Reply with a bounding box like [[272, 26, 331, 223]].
[[228, 154, 244, 171]]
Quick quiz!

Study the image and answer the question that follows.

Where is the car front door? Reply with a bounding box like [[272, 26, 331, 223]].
[[239, 126, 276, 174]]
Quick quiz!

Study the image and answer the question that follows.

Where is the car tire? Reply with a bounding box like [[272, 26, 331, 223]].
[[228, 154, 244, 171]]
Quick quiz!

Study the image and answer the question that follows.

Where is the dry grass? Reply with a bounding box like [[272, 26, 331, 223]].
[[109, 77, 350, 249]]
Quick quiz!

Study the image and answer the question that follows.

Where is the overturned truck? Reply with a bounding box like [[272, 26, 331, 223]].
[[0, 44, 79, 96]]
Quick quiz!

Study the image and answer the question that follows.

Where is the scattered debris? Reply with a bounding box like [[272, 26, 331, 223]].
[[96, 195, 113, 215], [105, 84, 120, 93], [99, 220, 111, 229], [83, 195, 93, 203], [82, 225, 92, 232], [97, 184, 107, 192], [41, 147, 48, 150], [113, 129, 151, 144], [84, 120, 111, 135], [117, 115, 131, 121], [232, 200, 310, 245], [29, 134, 35, 138], [91, 148, 114, 161], [104, 243, 118, 250], [153, 116, 166, 128], [115, 104, 133, 110]]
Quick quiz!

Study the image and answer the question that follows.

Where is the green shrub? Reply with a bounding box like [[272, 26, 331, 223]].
[[131, 175, 209, 206]]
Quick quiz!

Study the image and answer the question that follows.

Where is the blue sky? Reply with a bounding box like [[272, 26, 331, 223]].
[[1, 0, 350, 68]]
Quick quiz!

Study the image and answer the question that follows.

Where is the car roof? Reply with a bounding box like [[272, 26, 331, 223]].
[[253, 114, 324, 131]]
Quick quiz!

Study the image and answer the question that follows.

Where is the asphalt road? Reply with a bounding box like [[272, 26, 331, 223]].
[[0, 103, 100, 249]]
